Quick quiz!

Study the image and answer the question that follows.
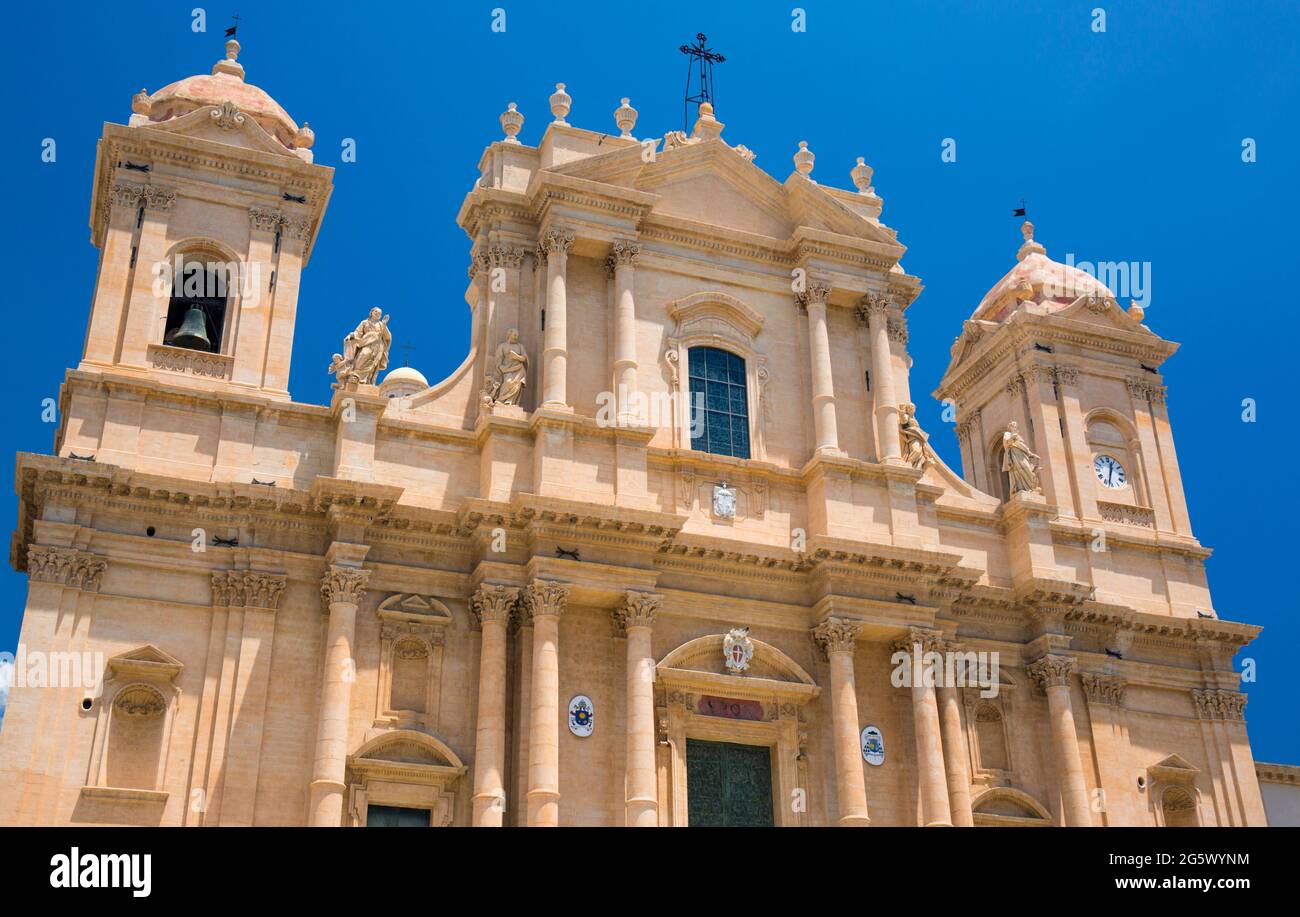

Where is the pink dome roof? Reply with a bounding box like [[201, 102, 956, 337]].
[[972, 222, 1113, 324], [141, 40, 308, 153]]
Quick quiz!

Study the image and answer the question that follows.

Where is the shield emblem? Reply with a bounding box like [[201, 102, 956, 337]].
[[567, 694, 594, 737], [722, 627, 753, 674]]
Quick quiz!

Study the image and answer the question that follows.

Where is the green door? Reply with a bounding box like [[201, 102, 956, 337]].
[[366, 804, 431, 827], [686, 739, 775, 827]]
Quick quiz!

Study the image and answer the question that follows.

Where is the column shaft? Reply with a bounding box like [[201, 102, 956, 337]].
[[1045, 683, 1093, 826], [309, 598, 358, 826], [805, 299, 841, 453], [624, 625, 658, 825], [611, 243, 639, 421], [525, 580, 570, 826], [912, 682, 953, 826], [866, 301, 900, 461], [471, 586, 515, 826], [541, 231, 572, 408], [814, 618, 869, 826], [937, 684, 974, 826]]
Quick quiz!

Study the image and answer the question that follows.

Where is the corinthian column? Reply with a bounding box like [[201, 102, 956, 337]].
[[861, 293, 901, 461], [813, 617, 870, 826], [540, 228, 574, 408], [609, 240, 641, 424], [470, 584, 520, 826], [309, 564, 370, 826], [799, 279, 841, 454], [524, 579, 571, 826], [893, 628, 952, 826], [615, 590, 661, 826], [1027, 654, 1092, 826]]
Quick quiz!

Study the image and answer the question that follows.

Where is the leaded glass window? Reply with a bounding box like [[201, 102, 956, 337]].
[[688, 346, 750, 459]]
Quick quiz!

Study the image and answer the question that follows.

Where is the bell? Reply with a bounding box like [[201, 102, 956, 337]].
[[166, 305, 212, 351]]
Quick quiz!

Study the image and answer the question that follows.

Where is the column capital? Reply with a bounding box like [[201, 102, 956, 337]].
[[320, 564, 370, 606], [1080, 673, 1126, 707], [27, 546, 107, 593], [606, 238, 640, 273], [614, 590, 660, 633], [248, 205, 283, 234], [212, 570, 287, 610], [890, 626, 945, 656], [854, 291, 892, 322], [470, 583, 520, 626], [540, 227, 575, 256], [1191, 688, 1247, 721], [812, 617, 862, 658], [795, 277, 832, 313], [523, 579, 571, 620], [1026, 653, 1077, 690]]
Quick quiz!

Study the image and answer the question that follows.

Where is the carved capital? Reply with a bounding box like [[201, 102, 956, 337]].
[[1054, 365, 1079, 387], [110, 183, 143, 208], [540, 227, 574, 256], [606, 239, 640, 273], [1192, 688, 1247, 721], [890, 626, 945, 656], [854, 292, 891, 323], [212, 570, 287, 610], [614, 590, 661, 633], [812, 617, 862, 658], [484, 244, 526, 270], [281, 216, 312, 241], [140, 185, 176, 212], [795, 278, 832, 312], [523, 579, 571, 619], [27, 546, 106, 592], [248, 206, 282, 233], [1026, 654, 1077, 690], [470, 583, 520, 626], [1081, 673, 1126, 707], [887, 316, 908, 345], [320, 565, 370, 606]]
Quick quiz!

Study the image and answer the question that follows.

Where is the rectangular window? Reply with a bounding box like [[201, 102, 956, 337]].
[[688, 346, 750, 459]]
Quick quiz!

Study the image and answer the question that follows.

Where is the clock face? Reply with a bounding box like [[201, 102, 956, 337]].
[[1094, 454, 1126, 489]]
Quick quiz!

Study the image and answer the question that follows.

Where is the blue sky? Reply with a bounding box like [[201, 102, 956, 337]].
[[1, 1, 1296, 760]]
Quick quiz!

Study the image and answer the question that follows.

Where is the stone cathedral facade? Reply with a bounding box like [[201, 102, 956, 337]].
[[0, 41, 1269, 827]]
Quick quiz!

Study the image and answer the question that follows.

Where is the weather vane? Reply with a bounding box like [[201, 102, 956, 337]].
[[680, 32, 725, 132]]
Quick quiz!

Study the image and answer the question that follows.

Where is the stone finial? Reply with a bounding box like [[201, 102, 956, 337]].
[[614, 97, 638, 138], [132, 88, 152, 116], [213, 38, 245, 80], [794, 140, 815, 180], [294, 121, 315, 150], [1128, 299, 1145, 322], [549, 83, 571, 123], [692, 101, 724, 141], [1016, 220, 1046, 261], [500, 102, 525, 144], [850, 156, 873, 193]]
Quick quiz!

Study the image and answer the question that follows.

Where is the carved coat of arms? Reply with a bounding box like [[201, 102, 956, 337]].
[[723, 627, 753, 674], [712, 482, 736, 519]]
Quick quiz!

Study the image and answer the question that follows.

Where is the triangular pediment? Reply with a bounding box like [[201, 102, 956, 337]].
[[377, 593, 453, 622]]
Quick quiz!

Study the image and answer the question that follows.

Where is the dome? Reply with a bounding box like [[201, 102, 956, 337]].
[[380, 366, 429, 390], [135, 40, 313, 155], [971, 222, 1113, 324]]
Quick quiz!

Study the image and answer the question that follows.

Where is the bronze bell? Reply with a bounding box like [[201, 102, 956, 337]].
[[166, 304, 212, 351]]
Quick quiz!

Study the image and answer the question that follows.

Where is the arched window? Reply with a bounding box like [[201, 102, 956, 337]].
[[688, 346, 750, 459], [163, 258, 231, 353]]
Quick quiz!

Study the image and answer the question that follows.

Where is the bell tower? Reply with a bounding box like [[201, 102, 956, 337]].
[[80, 39, 333, 400], [935, 223, 1192, 540]]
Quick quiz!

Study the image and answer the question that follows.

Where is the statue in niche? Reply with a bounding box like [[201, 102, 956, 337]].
[[898, 403, 937, 470], [1002, 421, 1041, 494], [484, 328, 528, 406], [329, 308, 391, 387]]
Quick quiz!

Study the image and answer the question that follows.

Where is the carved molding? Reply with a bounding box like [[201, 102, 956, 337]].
[[1097, 501, 1155, 528], [1081, 673, 1126, 707], [147, 344, 234, 380], [1126, 377, 1168, 405], [890, 626, 945, 656]]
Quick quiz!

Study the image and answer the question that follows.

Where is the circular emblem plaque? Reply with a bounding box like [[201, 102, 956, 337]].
[[861, 725, 885, 766], [567, 694, 595, 737]]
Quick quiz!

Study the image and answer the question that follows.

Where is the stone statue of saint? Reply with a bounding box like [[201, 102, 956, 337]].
[[335, 308, 391, 386], [1002, 421, 1041, 494], [898, 403, 936, 470], [489, 329, 528, 406]]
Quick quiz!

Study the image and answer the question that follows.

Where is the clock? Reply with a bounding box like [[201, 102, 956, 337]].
[[1094, 454, 1126, 489]]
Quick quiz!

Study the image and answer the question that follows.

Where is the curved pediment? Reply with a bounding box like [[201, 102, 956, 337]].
[[352, 729, 465, 771], [658, 633, 815, 686], [971, 787, 1053, 826], [669, 291, 765, 341], [144, 103, 301, 159]]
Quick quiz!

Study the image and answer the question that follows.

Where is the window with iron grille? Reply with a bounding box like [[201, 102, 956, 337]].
[[688, 346, 750, 459]]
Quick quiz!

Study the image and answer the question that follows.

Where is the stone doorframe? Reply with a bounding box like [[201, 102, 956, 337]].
[[344, 730, 467, 827], [655, 634, 820, 827]]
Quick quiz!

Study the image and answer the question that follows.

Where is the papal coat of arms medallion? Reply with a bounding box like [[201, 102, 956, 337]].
[[712, 482, 736, 519], [567, 694, 594, 737], [723, 627, 753, 674]]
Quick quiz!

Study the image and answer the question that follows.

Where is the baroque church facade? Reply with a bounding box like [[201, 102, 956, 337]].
[[0, 40, 1268, 827]]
